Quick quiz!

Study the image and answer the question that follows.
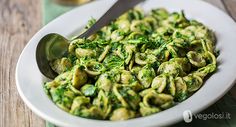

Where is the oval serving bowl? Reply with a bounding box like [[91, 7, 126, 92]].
[[16, 0, 236, 126]]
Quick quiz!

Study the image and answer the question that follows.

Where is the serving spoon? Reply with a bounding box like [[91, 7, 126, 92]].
[[36, 0, 144, 79]]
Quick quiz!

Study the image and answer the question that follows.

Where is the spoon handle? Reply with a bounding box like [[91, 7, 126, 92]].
[[78, 0, 144, 38]]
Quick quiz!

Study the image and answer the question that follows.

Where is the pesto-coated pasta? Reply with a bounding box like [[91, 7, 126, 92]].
[[44, 7, 218, 121]]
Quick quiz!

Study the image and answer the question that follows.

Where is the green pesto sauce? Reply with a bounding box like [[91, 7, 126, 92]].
[[44, 7, 217, 121]]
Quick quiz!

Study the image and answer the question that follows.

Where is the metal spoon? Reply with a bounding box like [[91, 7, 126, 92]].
[[36, 0, 144, 79]]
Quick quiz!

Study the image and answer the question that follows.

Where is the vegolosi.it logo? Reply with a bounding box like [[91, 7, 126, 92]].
[[183, 110, 231, 123]]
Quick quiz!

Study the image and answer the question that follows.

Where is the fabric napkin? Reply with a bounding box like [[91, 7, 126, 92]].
[[43, 0, 74, 25], [43, 0, 236, 126]]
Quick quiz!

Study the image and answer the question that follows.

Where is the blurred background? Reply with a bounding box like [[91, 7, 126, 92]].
[[0, 0, 236, 127]]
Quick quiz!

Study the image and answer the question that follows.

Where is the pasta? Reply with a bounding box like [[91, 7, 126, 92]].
[[44, 7, 218, 121]]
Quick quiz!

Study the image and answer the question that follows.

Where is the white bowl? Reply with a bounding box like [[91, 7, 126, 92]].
[[15, 0, 236, 126]]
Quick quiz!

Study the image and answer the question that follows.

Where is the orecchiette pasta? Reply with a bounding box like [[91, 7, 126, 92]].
[[44, 7, 218, 121]]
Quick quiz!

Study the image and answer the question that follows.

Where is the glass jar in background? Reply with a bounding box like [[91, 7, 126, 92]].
[[53, 0, 93, 6]]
